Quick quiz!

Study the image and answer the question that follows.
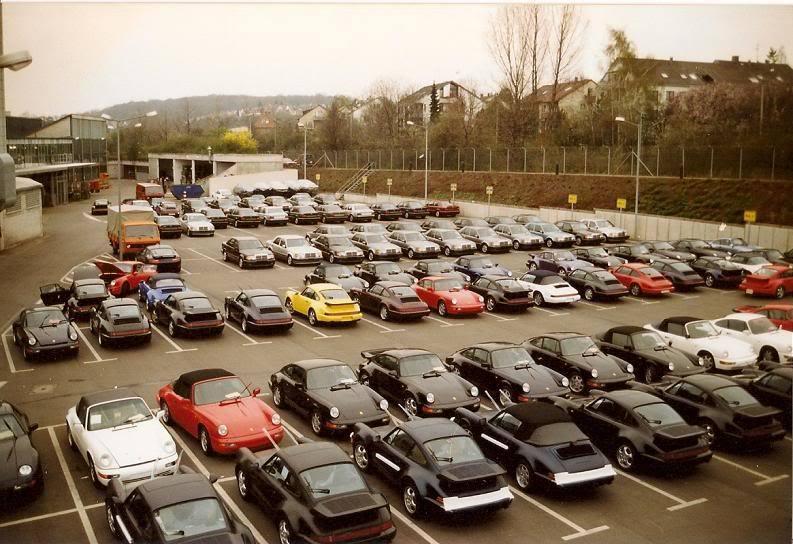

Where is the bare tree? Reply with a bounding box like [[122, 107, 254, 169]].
[[528, 5, 547, 94], [182, 98, 192, 136], [362, 79, 409, 145], [548, 5, 585, 107], [488, 5, 532, 105]]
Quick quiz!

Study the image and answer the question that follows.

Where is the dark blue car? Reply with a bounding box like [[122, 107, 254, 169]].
[[526, 250, 591, 276], [453, 255, 512, 281], [138, 273, 188, 311]]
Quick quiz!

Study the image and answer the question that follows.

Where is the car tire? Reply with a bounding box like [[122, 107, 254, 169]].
[[407, 249, 415, 259], [308, 309, 318, 326], [775, 286, 785, 299], [353, 440, 371, 472], [438, 301, 448, 316], [759, 347, 778, 363], [329, 254, 335, 263], [630, 283, 641, 296], [160, 401, 172, 426], [533, 292, 545, 307], [241, 319, 248, 333], [97, 331, 105, 347], [699, 419, 718, 447], [575, 236, 583, 246], [88, 456, 102, 489], [435, 211, 441, 217], [236, 468, 251, 501], [402, 481, 423, 519], [498, 382, 514, 403], [403, 394, 419, 417], [106, 502, 121, 539], [558, 267, 567, 276], [615, 441, 637, 471], [528, 262, 538, 271], [699, 352, 715, 370], [285, 299, 294, 314], [199, 427, 213, 456], [444, 246, 452, 256], [486, 296, 496, 312], [168, 320, 178, 338], [704, 274, 715, 288], [512, 240, 521, 250], [379, 305, 390, 321], [546, 238, 554, 248], [568, 372, 585, 394], [584, 287, 595, 301], [368, 251, 375, 261], [222, 250, 228, 261], [238, 257, 245, 269], [643, 365, 656, 384], [514, 460, 535, 491], [67, 427, 77, 451], [286, 255, 293, 266], [311, 410, 325, 436]]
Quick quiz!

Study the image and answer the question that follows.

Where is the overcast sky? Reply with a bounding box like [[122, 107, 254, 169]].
[[4, 3, 793, 116]]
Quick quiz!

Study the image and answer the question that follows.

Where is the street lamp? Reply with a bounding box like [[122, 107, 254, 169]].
[[100, 110, 157, 260], [406, 120, 429, 202], [615, 113, 643, 225], [297, 122, 309, 179]]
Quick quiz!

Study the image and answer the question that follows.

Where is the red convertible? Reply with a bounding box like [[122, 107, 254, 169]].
[[739, 265, 793, 299], [93, 260, 158, 297], [413, 275, 484, 316], [425, 200, 460, 218], [156, 368, 284, 456], [609, 263, 675, 296], [733, 303, 793, 331]]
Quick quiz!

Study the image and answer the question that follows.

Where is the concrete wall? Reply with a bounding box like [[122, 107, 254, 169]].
[[340, 191, 793, 249], [1, 181, 44, 251], [205, 170, 299, 195]]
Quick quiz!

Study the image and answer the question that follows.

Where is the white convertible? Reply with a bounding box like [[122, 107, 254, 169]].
[[711, 313, 793, 364], [644, 316, 757, 371], [66, 388, 178, 487], [518, 270, 580, 307]]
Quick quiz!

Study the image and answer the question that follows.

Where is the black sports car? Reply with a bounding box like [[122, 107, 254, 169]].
[[153, 291, 224, 337], [106, 469, 254, 544], [736, 248, 789, 266], [650, 259, 705, 290], [555, 390, 712, 472], [354, 261, 416, 286], [371, 202, 402, 221], [351, 418, 513, 518], [445, 342, 569, 402], [596, 326, 706, 384], [358, 348, 480, 417], [350, 281, 430, 321], [12, 306, 79, 361], [423, 228, 477, 256], [224, 289, 293, 333], [608, 244, 656, 263], [565, 267, 629, 301], [644, 374, 786, 448], [572, 247, 626, 269], [138, 244, 182, 273], [89, 298, 151, 348], [316, 203, 348, 223], [270, 359, 391, 435], [0, 401, 42, 499], [555, 220, 606, 245], [468, 275, 533, 312], [236, 442, 396, 543], [642, 241, 696, 263], [689, 256, 744, 288], [455, 402, 615, 491], [731, 367, 792, 428], [226, 207, 262, 227], [672, 239, 729, 259], [65, 278, 109, 320], [154, 215, 182, 239], [407, 259, 469, 282], [221, 236, 275, 269], [311, 235, 365, 264], [288, 205, 321, 225], [522, 333, 634, 394], [396, 200, 428, 218], [305, 263, 368, 292], [453, 256, 512, 281]]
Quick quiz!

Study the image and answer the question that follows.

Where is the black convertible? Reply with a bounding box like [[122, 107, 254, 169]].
[[351, 418, 513, 518], [468, 275, 533, 312], [454, 402, 615, 491], [554, 390, 712, 472], [358, 348, 480, 417], [270, 359, 390, 436], [445, 342, 569, 402], [224, 289, 293, 333], [236, 442, 396, 543], [304, 263, 368, 292], [0, 400, 42, 500], [12, 306, 79, 361], [730, 366, 792, 428]]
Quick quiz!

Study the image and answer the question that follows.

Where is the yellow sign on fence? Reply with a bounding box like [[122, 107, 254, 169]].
[[361, 175, 368, 184], [450, 183, 457, 192], [568, 194, 578, 205], [386, 178, 393, 186], [486, 186, 493, 195], [743, 210, 757, 223], [616, 198, 627, 210], [315, 174, 321, 182]]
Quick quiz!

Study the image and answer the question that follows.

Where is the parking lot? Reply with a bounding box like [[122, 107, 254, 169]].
[[0, 186, 790, 544]]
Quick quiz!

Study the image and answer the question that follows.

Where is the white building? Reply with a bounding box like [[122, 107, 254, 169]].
[[0, 177, 44, 251], [398, 81, 486, 126]]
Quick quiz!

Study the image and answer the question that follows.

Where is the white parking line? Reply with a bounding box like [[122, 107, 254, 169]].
[[2, 330, 34, 373], [390, 509, 443, 544], [623, 296, 660, 305], [0, 507, 79, 528], [424, 315, 463, 327], [185, 248, 241, 273], [75, 327, 117, 365], [225, 322, 273, 346], [150, 324, 198, 354], [668, 292, 699, 300], [712, 454, 790, 486], [615, 469, 707, 511], [509, 486, 610, 541], [480, 312, 517, 322], [82, 212, 103, 223], [290, 319, 341, 340], [361, 318, 405, 334], [169, 431, 270, 544], [577, 300, 616, 311], [48, 427, 99, 544], [785, 435, 792, 442], [534, 307, 569, 317]]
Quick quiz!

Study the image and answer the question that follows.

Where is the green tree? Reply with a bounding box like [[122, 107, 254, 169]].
[[429, 82, 441, 123], [219, 130, 258, 153], [320, 97, 351, 151]]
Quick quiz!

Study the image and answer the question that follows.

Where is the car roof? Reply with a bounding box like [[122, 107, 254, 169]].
[[102, 298, 138, 309], [375, 281, 411, 289], [679, 374, 736, 390], [150, 273, 183, 283], [138, 473, 217, 512], [169, 290, 208, 301], [650, 258, 680, 264], [279, 441, 351, 473], [401, 418, 466, 443], [177, 368, 235, 387], [660, 316, 701, 325], [479, 274, 513, 281], [470, 341, 517, 351], [74, 278, 105, 287], [605, 325, 645, 335], [619, 263, 649, 269], [423, 275, 463, 282], [292, 359, 348, 370], [231, 236, 259, 242], [80, 387, 140, 408], [503, 402, 572, 441], [277, 234, 304, 240], [380, 348, 433, 358], [524, 269, 559, 277], [770, 367, 793, 379], [606, 389, 663, 408], [578, 266, 604, 273], [240, 289, 277, 297], [310, 283, 348, 292], [720, 313, 765, 322], [537, 332, 587, 340]]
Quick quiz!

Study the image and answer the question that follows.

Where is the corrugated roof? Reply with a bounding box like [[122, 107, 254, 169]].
[[15, 177, 43, 190]]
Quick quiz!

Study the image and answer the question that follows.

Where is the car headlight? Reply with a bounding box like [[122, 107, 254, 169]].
[[507, 271, 513, 277], [626, 364, 634, 374], [591, 369, 599, 378], [463, 274, 471, 281], [18, 464, 32, 477], [330, 406, 340, 419], [522, 383, 530, 393], [217, 424, 228, 436], [697, 356, 705, 366], [720, 350, 729, 358], [425, 393, 435, 404], [98, 453, 113, 468], [246, 255, 255, 260], [451, 298, 458, 305], [363, 280, 370, 288], [68, 328, 78, 341], [668, 362, 675, 371], [562, 377, 570, 388], [412, 277, 418, 284], [271, 413, 281, 426], [379, 399, 389, 411], [110, 279, 117, 287], [163, 440, 176, 454], [470, 386, 479, 397], [27, 337, 37, 346], [478, 295, 484, 303]]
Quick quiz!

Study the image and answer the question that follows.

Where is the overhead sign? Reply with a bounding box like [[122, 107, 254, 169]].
[[616, 198, 627, 210], [485, 185, 493, 195], [743, 210, 757, 223], [568, 194, 578, 205], [386, 178, 393, 186], [450, 183, 458, 192]]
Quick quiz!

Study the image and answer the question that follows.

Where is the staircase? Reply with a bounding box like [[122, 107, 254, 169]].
[[334, 162, 375, 199]]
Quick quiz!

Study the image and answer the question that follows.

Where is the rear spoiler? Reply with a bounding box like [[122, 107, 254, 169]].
[[655, 426, 706, 441], [312, 492, 388, 519], [734, 405, 782, 419], [437, 461, 506, 483], [360, 348, 393, 359], [325, 300, 357, 306]]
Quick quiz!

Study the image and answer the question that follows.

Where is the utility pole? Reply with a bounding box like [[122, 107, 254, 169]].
[[759, 84, 764, 135]]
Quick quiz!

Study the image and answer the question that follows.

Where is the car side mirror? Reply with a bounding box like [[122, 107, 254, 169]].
[[668, 340, 673, 346], [208, 473, 220, 484], [252, 387, 261, 397], [28, 423, 39, 432], [154, 410, 166, 421], [296, 382, 306, 391]]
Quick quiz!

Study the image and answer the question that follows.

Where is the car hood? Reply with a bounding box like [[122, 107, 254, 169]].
[[471, 266, 511, 276], [310, 384, 383, 420], [567, 352, 629, 376], [439, 289, 481, 303], [329, 245, 362, 254], [546, 232, 575, 240], [406, 241, 438, 250], [657, 250, 696, 261], [0, 435, 38, 483], [369, 242, 400, 251], [495, 365, 565, 394], [446, 239, 475, 247], [479, 236, 510, 245], [197, 398, 278, 434], [92, 420, 172, 467], [558, 259, 590, 270], [597, 226, 626, 236], [240, 249, 271, 258], [402, 373, 469, 401], [288, 247, 321, 257], [29, 323, 73, 344], [381, 272, 415, 285], [693, 335, 756, 358], [636, 346, 702, 373], [330, 276, 366, 290]]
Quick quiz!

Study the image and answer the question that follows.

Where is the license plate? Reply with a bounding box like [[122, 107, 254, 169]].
[[662, 290, 670, 294], [746, 289, 753, 294]]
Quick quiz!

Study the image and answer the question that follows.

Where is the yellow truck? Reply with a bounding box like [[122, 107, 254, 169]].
[[107, 205, 160, 258]]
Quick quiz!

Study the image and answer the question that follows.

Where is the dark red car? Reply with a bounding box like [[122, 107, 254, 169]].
[[733, 303, 793, 331], [739, 265, 793, 299], [425, 200, 460, 218], [138, 244, 182, 273], [413, 275, 484, 316], [609, 263, 675, 297], [156, 368, 284, 456]]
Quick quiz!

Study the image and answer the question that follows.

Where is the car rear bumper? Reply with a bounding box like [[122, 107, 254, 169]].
[[431, 486, 513, 513], [391, 308, 431, 319], [739, 285, 778, 296], [264, 219, 288, 226], [546, 294, 581, 304], [246, 317, 293, 330], [725, 425, 785, 444], [319, 312, 363, 323], [545, 464, 616, 487], [303, 523, 397, 544], [643, 446, 712, 466], [177, 322, 225, 335]]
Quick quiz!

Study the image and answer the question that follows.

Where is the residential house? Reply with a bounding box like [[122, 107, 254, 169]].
[[531, 79, 597, 121], [297, 105, 328, 129], [398, 81, 486, 126]]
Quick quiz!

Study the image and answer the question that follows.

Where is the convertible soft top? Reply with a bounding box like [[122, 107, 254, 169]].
[[503, 402, 584, 445], [177, 368, 235, 388], [137, 473, 217, 512]]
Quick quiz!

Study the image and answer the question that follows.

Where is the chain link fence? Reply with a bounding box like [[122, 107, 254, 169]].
[[290, 146, 792, 180]]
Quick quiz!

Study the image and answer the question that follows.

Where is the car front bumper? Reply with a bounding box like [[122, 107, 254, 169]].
[[241, 258, 276, 268], [714, 355, 757, 371], [25, 340, 79, 358], [213, 428, 285, 454], [96, 454, 179, 486], [586, 376, 633, 390], [445, 302, 485, 315]]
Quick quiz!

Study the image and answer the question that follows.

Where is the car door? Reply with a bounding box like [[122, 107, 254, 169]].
[[359, 284, 380, 312], [478, 411, 519, 464], [293, 288, 313, 315], [227, 238, 240, 260], [254, 454, 293, 512], [122, 489, 159, 542], [600, 332, 640, 370], [371, 355, 401, 400], [663, 381, 706, 422], [468, 348, 496, 390], [230, 292, 247, 322], [281, 366, 311, 416], [167, 378, 191, 429], [582, 398, 625, 450], [374, 428, 416, 483], [156, 295, 176, 324], [537, 337, 566, 374]]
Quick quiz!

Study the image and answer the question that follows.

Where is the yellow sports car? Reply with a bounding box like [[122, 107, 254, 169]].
[[284, 283, 362, 325]]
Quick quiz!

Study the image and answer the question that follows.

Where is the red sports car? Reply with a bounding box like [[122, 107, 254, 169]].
[[739, 265, 793, 299], [609, 263, 675, 296], [94, 260, 158, 296], [425, 200, 460, 218], [733, 303, 793, 331], [413, 275, 484, 316], [156, 368, 284, 456]]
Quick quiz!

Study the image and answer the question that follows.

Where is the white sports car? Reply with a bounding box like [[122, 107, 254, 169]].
[[180, 213, 215, 237], [727, 253, 772, 275], [644, 316, 757, 371], [711, 313, 793, 364], [66, 388, 178, 487], [518, 270, 580, 307]]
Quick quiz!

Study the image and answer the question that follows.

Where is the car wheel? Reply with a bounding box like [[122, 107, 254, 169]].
[[403, 394, 419, 417], [353, 440, 371, 472], [236, 468, 251, 501], [241, 319, 248, 333], [380, 305, 390, 321], [403, 211, 409, 219], [513, 240, 521, 250], [97, 331, 105, 347], [285, 299, 294, 314], [498, 383, 514, 403], [760, 347, 778, 363], [286, 255, 294, 266], [558, 267, 567, 276], [444, 246, 452, 256], [575, 236, 583, 246], [528, 262, 538, 271], [700, 352, 715, 370], [568, 372, 585, 394], [630, 283, 641, 296], [106, 502, 120, 539], [775, 286, 785, 299], [160, 401, 172, 426], [699, 419, 718, 447], [311, 410, 325, 436], [67, 427, 77, 451], [643, 366, 656, 384], [546, 238, 554, 248], [222, 250, 228, 261], [88, 456, 102, 489], [514, 460, 535, 491], [238, 257, 244, 269], [435, 210, 441, 217], [402, 481, 423, 518], [168, 320, 178, 338], [438, 301, 448, 316], [308, 309, 318, 326], [278, 518, 294, 544], [584, 287, 595, 301], [329, 254, 335, 263], [407, 249, 415, 259], [367, 251, 375, 261], [704, 274, 715, 288], [615, 441, 637, 471], [486, 296, 496, 312], [359, 372, 371, 387], [533, 292, 545, 307], [199, 427, 213, 456]]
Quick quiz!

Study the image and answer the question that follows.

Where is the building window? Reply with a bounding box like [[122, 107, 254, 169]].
[[666, 91, 675, 100], [25, 190, 41, 210]]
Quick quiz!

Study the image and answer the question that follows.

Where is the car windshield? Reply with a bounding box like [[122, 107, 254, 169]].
[[157, 216, 179, 225], [181, 297, 213, 310], [250, 295, 282, 309], [391, 286, 418, 298], [376, 263, 402, 274], [126, 225, 159, 238], [631, 331, 666, 350], [284, 238, 309, 247], [150, 248, 177, 258], [508, 225, 529, 234], [632, 245, 650, 255], [427, 262, 454, 274], [686, 321, 719, 338], [654, 242, 675, 250], [743, 257, 770, 265], [154, 498, 228, 542], [324, 265, 353, 278], [321, 289, 350, 301], [732, 238, 748, 245], [560, 336, 599, 356], [76, 284, 106, 297], [714, 259, 735, 269], [764, 249, 783, 261], [268, 197, 287, 204], [306, 364, 358, 389], [555, 251, 575, 261], [593, 220, 615, 228], [377, 203, 397, 210], [327, 236, 353, 247], [94, 200, 109, 206], [491, 347, 535, 368], [296, 206, 315, 213], [323, 205, 343, 212], [26, 309, 67, 327], [543, 224, 562, 233], [753, 267, 778, 277], [633, 403, 686, 428], [238, 239, 264, 250], [433, 279, 464, 291], [402, 232, 425, 242], [714, 386, 758, 407], [0, 413, 25, 439], [154, 279, 185, 289], [748, 317, 778, 334], [437, 231, 461, 240], [185, 214, 206, 222], [424, 436, 484, 466], [350, 204, 370, 210], [193, 377, 250, 405], [537, 275, 567, 285], [108, 305, 142, 321], [364, 234, 388, 243], [688, 240, 708, 248], [86, 398, 152, 431], [474, 228, 498, 237], [399, 354, 446, 377], [593, 271, 619, 283], [301, 463, 368, 499]]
